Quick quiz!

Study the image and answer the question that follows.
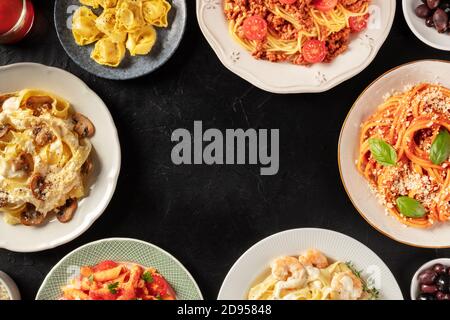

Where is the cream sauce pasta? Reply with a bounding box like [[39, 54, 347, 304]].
[[0, 89, 95, 226]]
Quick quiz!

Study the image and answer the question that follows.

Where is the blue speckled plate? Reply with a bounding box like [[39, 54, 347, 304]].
[[54, 0, 186, 80]]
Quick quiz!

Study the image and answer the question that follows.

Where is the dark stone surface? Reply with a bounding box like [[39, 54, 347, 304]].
[[0, 0, 449, 300]]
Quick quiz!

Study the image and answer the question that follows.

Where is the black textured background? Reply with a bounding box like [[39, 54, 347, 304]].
[[0, 0, 449, 300]]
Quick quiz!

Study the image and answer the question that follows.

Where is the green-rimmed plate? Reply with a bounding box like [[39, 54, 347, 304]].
[[36, 238, 203, 300]]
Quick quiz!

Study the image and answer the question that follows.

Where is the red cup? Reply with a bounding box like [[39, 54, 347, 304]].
[[0, 0, 35, 44]]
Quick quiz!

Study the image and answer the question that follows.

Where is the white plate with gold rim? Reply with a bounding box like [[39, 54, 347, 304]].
[[218, 228, 403, 300], [339, 60, 450, 248], [0, 63, 121, 252], [196, 0, 396, 94]]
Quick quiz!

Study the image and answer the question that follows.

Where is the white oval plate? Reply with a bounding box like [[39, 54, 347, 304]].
[[197, 0, 396, 94], [0, 63, 121, 252], [339, 60, 450, 248], [403, 0, 450, 51], [218, 228, 403, 300]]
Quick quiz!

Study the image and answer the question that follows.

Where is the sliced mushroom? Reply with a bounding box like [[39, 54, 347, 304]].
[[12, 152, 34, 175], [56, 198, 78, 223], [0, 124, 11, 138], [72, 113, 95, 138], [81, 159, 93, 176], [32, 125, 56, 147], [30, 174, 47, 200], [20, 204, 46, 226], [24, 95, 53, 116]]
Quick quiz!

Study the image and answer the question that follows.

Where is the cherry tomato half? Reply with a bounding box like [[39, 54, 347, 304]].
[[349, 13, 370, 32], [312, 0, 338, 11], [302, 39, 328, 64], [243, 15, 268, 41], [147, 274, 176, 299]]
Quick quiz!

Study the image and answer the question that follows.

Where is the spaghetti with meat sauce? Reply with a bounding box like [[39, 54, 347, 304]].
[[224, 0, 371, 64]]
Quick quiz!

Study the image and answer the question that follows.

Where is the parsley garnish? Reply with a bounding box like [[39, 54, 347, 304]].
[[141, 271, 153, 283], [88, 274, 94, 283], [107, 282, 119, 294]]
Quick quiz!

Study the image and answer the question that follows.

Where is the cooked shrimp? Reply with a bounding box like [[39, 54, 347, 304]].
[[271, 256, 307, 299], [299, 249, 329, 269], [271, 256, 305, 281], [331, 271, 363, 300]]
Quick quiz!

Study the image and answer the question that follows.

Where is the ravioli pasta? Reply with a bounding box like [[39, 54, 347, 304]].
[[0, 89, 95, 227], [248, 249, 379, 300], [72, 0, 172, 67]]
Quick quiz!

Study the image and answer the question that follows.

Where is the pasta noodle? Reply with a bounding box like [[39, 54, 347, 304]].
[[0, 89, 95, 226], [249, 249, 378, 300], [72, 0, 172, 67], [224, 0, 370, 64], [357, 84, 450, 228]]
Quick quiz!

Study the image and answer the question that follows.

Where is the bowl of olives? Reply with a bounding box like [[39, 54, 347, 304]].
[[411, 258, 450, 300], [403, 0, 450, 50]]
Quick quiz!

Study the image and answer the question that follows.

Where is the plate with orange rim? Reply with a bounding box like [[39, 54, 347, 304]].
[[36, 238, 203, 300], [196, 0, 396, 94], [339, 60, 450, 248]]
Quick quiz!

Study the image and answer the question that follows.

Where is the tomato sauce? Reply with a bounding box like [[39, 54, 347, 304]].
[[0, 0, 34, 44]]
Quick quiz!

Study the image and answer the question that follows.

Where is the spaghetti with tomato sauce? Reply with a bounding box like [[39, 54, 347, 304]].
[[224, 0, 371, 64], [357, 84, 450, 228]]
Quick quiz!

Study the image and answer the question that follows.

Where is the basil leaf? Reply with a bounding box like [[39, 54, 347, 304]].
[[430, 129, 450, 165], [368, 138, 397, 166], [396, 197, 426, 218]]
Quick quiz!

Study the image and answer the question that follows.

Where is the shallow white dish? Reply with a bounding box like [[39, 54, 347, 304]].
[[410, 258, 450, 300], [339, 60, 450, 248], [403, 0, 450, 51], [0, 63, 121, 252], [0, 271, 21, 300], [196, 0, 396, 94], [218, 228, 403, 300]]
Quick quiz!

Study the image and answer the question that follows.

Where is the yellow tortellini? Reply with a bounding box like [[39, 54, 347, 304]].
[[72, 0, 171, 67], [142, 0, 171, 27], [126, 25, 157, 56], [72, 7, 102, 46], [95, 8, 127, 43], [115, 0, 144, 33], [91, 38, 126, 67]]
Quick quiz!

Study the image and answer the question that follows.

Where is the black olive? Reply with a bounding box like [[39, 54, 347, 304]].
[[433, 8, 449, 32], [436, 291, 446, 300], [416, 4, 432, 18], [417, 293, 437, 300], [426, 16, 436, 27], [436, 274, 450, 293], [428, 0, 441, 9], [421, 284, 438, 293], [419, 269, 438, 285]]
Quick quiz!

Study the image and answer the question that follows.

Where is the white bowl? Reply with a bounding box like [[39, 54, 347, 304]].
[[339, 60, 450, 248], [403, 0, 450, 51], [410, 258, 450, 300], [0, 271, 21, 300], [218, 228, 403, 300], [0, 63, 121, 252], [197, 0, 396, 94]]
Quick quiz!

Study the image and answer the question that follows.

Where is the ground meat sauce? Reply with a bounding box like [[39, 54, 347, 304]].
[[224, 0, 370, 64]]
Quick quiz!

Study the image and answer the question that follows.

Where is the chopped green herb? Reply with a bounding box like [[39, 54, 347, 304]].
[[88, 274, 94, 283], [107, 282, 119, 294], [142, 271, 153, 283]]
